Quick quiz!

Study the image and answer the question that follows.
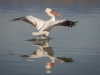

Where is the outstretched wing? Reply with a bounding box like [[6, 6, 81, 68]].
[[10, 15, 46, 30], [44, 20, 77, 31]]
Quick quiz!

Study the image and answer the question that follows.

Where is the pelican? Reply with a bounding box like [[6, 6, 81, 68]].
[[11, 8, 77, 39]]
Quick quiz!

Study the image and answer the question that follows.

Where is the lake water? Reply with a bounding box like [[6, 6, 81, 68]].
[[0, 0, 100, 75]]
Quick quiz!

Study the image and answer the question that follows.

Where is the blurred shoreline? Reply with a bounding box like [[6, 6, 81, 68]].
[[2, 0, 100, 5]]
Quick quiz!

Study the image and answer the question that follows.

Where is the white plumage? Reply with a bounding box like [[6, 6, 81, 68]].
[[11, 8, 77, 38]]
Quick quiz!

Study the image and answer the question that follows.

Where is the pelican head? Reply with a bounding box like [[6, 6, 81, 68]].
[[45, 8, 52, 13], [45, 8, 62, 18]]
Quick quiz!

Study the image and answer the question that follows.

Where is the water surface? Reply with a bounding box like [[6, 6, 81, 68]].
[[0, 0, 100, 75]]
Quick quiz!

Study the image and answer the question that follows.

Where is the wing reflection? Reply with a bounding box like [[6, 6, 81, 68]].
[[21, 39, 74, 73]]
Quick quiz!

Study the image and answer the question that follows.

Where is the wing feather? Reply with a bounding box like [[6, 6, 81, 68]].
[[10, 15, 45, 30], [44, 20, 77, 31]]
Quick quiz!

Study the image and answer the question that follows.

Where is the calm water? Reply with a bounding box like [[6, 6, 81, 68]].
[[0, 0, 100, 75]]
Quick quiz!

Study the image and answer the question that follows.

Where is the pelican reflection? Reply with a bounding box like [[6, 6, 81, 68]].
[[21, 39, 74, 73]]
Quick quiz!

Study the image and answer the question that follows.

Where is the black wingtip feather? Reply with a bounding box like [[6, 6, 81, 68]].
[[9, 17, 24, 22], [10, 16, 34, 26], [61, 20, 78, 28]]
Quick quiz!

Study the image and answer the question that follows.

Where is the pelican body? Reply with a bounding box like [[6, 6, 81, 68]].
[[11, 8, 77, 39]]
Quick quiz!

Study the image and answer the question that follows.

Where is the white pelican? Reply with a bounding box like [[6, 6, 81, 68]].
[[11, 8, 77, 39]]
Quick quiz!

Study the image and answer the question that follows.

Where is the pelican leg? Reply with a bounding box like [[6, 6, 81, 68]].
[[36, 35, 42, 40], [43, 34, 46, 38], [43, 34, 52, 39], [35, 35, 40, 41]]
